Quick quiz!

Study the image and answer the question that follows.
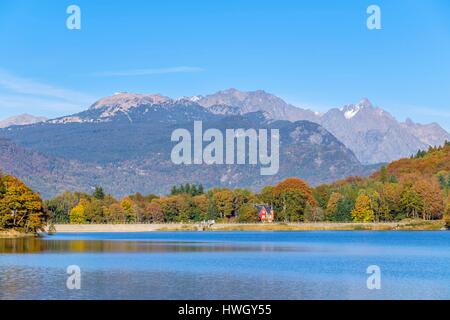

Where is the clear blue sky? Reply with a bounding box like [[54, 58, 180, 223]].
[[0, 0, 449, 130]]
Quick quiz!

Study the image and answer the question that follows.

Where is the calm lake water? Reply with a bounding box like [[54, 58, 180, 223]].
[[1, 231, 450, 300]]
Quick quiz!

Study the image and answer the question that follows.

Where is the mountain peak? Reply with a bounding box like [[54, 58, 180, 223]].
[[340, 98, 375, 119], [196, 88, 318, 122], [0, 113, 48, 128], [358, 98, 373, 108], [404, 117, 415, 126], [221, 88, 240, 94], [209, 88, 274, 100], [90, 93, 172, 110], [176, 95, 203, 103]]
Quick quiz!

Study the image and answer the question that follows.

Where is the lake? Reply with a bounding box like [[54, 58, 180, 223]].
[[1, 231, 450, 300]]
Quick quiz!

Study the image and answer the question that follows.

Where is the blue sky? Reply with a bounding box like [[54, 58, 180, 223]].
[[0, 0, 449, 130]]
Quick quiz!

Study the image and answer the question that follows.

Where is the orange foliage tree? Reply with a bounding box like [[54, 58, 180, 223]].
[[272, 178, 316, 222], [413, 179, 445, 220]]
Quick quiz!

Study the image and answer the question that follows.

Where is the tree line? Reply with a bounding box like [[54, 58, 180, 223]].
[[45, 179, 318, 224], [43, 171, 449, 226]]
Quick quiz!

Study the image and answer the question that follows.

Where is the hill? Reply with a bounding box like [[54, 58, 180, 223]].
[[314, 142, 450, 222], [374, 143, 450, 181]]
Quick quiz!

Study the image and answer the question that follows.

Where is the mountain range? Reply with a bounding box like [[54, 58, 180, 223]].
[[0, 89, 448, 198], [194, 89, 450, 164]]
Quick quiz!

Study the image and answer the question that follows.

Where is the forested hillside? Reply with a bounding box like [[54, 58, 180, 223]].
[[43, 143, 450, 226], [314, 142, 450, 222]]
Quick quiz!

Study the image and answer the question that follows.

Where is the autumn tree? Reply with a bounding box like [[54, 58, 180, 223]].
[[437, 171, 450, 196], [378, 183, 403, 221], [444, 197, 450, 229], [147, 201, 164, 223], [236, 205, 259, 223], [304, 205, 325, 222], [303, 203, 315, 222], [258, 186, 275, 207], [121, 197, 137, 223], [0, 176, 47, 233], [212, 189, 234, 219], [326, 192, 342, 220], [312, 184, 330, 210], [159, 195, 184, 222], [400, 188, 424, 219], [69, 200, 87, 224], [125, 192, 158, 223], [45, 191, 79, 224], [352, 193, 374, 222], [380, 166, 388, 184], [84, 198, 105, 223], [192, 194, 209, 221], [367, 190, 383, 222], [272, 178, 316, 222], [176, 194, 204, 222], [413, 179, 444, 220], [233, 189, 256, 218]]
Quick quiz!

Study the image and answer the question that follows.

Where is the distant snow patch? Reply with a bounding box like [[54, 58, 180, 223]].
[[344, 106, 361, 119]]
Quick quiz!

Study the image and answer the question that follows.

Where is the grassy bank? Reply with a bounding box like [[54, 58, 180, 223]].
[[211, 220, 446, 231], [0, 230, 37, 238], [52, 219, 447, 233]]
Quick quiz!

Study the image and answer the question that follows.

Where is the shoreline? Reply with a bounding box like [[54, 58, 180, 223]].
[[47, 220, 447, 233], [0, 230, 37, 238]]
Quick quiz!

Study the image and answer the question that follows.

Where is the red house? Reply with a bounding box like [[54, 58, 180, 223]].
[[257, 205, 274, 223]]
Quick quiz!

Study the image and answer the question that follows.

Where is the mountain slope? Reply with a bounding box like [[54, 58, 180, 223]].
[[0, 138, 90, 197], [400, 118, 450, 147]]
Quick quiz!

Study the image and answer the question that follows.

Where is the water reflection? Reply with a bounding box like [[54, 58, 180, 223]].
[[0, 266, 360, 300], [0, 237, 303, 254], [1, 232, 450, 300]]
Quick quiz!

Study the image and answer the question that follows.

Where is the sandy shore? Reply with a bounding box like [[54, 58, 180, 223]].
[[51, 224, 178, 233], [49, 220, 446, 233]]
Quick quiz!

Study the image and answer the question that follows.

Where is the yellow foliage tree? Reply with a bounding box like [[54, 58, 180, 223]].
[[352, 193, 375, 222], [121, 197, 136, 223], [69, 200, 86, 224]]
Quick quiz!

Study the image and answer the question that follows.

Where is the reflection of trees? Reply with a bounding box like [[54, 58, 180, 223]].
[[0, 238, 44, 253], [0, 238, 299, 254]]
